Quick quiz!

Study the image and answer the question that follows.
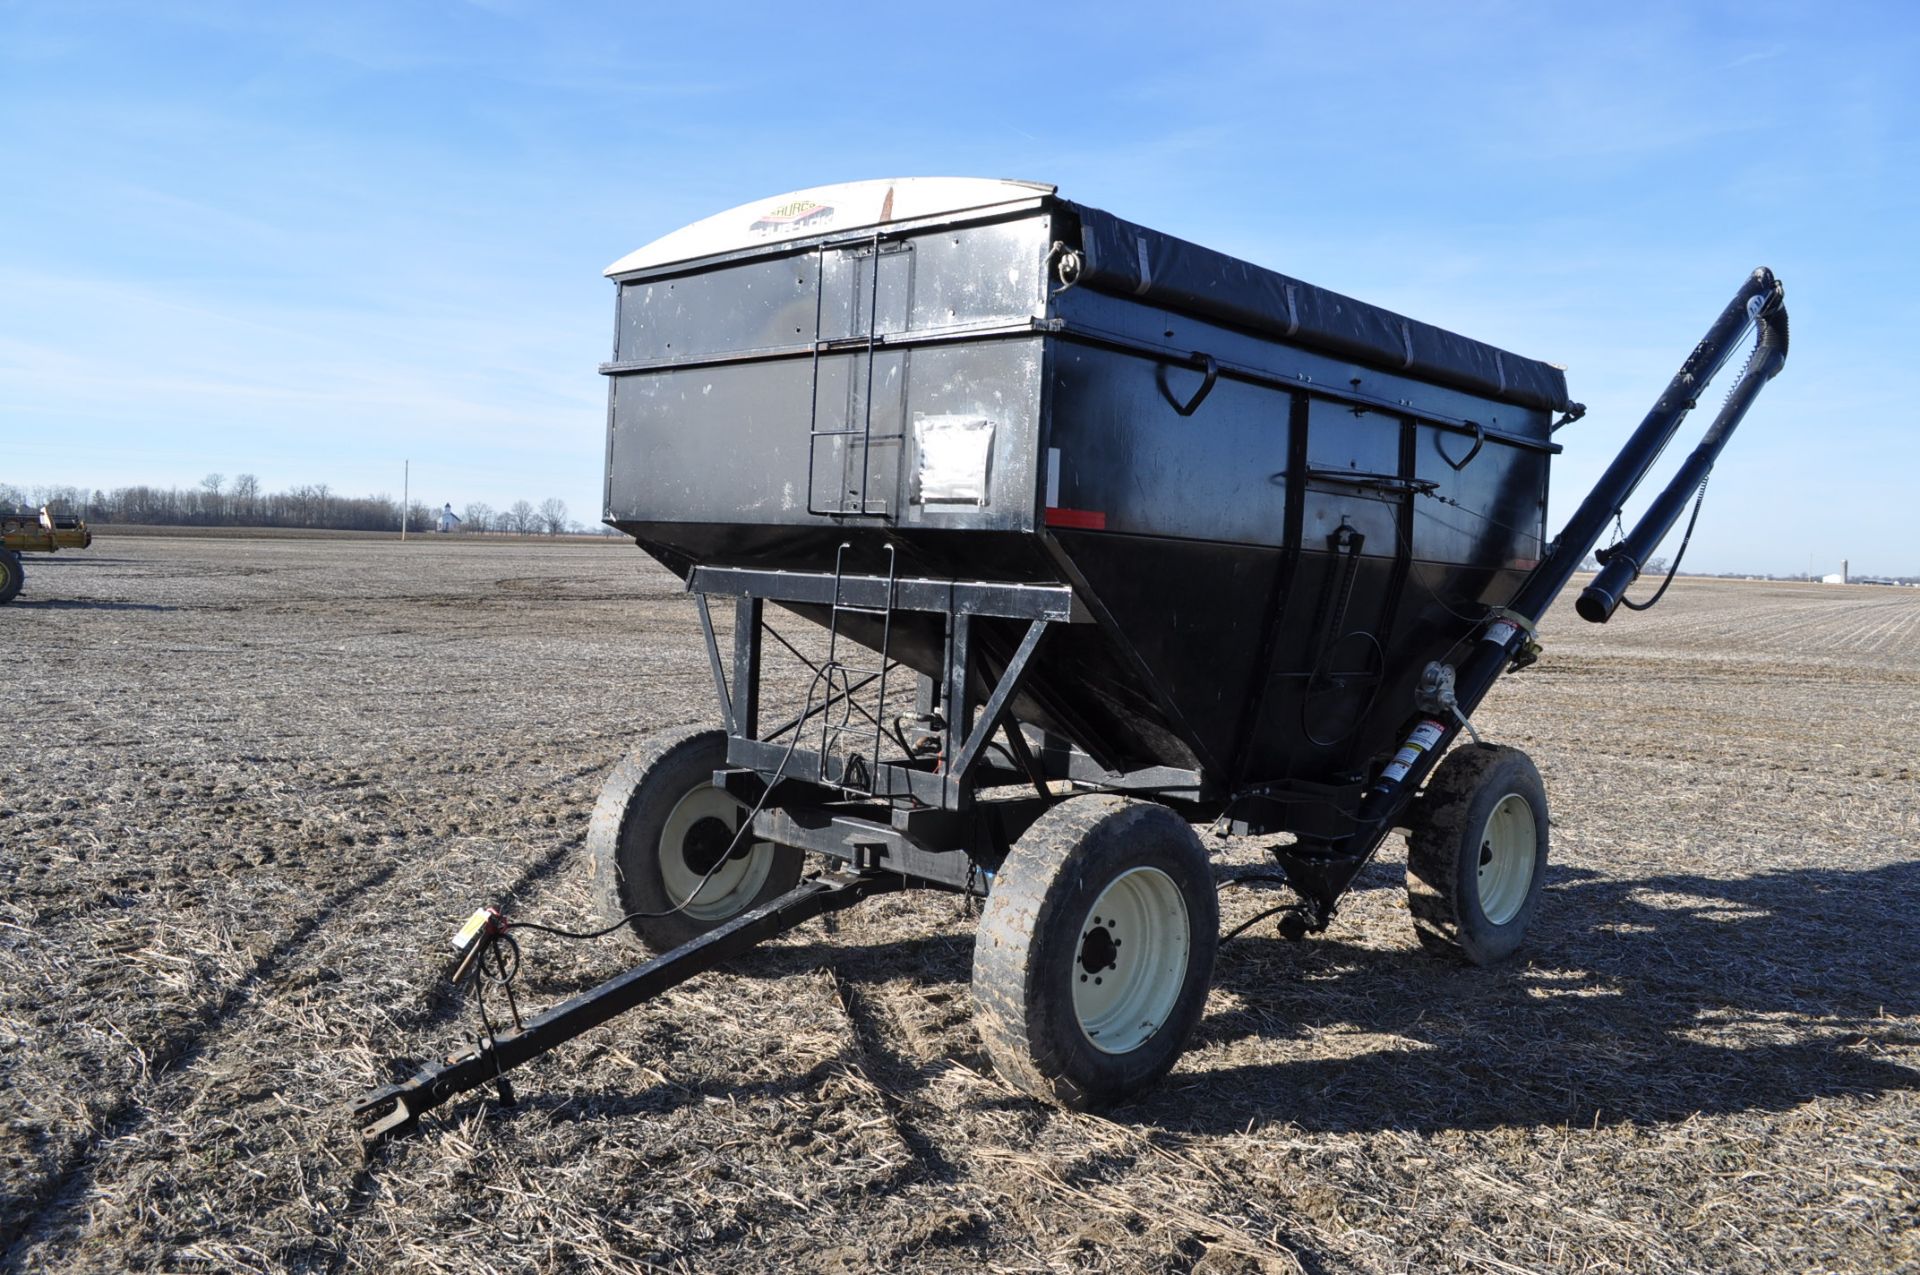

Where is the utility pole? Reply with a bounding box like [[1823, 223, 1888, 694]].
[[402, 459, 409, 542]]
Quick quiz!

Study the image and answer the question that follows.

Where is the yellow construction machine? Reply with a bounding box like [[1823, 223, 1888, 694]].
[[1, 506, 92, 604]]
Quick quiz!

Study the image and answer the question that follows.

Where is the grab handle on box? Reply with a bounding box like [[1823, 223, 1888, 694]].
[[1161, 352, 1218, 417]]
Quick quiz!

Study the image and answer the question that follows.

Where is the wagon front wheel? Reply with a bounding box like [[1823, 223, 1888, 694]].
[[586, 725, 803, 953], [1406, 743, 1549, 965], [971, 795, 1217, 1110]]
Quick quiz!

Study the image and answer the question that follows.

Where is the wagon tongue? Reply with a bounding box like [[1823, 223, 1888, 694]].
[[350, 871, 899, 1153]]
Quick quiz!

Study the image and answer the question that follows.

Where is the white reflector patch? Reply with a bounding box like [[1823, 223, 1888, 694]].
[[914, 415, 995, 506]]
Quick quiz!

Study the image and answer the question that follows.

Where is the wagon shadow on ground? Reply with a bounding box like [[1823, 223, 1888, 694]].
[[1152, 858, 1920, 1135], [373, 865, 1917, 1275], [494, 859, 1920, 1142]]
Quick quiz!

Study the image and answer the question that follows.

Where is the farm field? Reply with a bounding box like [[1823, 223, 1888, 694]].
[[2, 535, 1916, 1273]]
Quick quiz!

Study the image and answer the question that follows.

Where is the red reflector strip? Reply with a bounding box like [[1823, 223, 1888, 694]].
[[1044, 507, 1107, 529]]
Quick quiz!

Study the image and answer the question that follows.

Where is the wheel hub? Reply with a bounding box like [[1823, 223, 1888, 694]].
[[679, 815, 740, 876], [1078, 922, 1119, 976], [657, 785, 776, 922], [1475, 792, 1537, 926], [1070, 867, 1191, 1055]]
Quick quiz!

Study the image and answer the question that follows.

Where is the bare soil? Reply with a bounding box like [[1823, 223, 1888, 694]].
[[3, 537, 1916, 1273]]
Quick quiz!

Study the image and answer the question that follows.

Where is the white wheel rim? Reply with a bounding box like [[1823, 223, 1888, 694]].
[[1070, 867, 1191, 1055], [1476, 792, 1537, 926], [655, 784, 775, 921]]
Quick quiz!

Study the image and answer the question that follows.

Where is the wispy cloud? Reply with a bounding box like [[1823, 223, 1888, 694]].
[[3, 0, 1917, 569]]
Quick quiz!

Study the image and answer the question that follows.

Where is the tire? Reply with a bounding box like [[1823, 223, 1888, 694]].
[[586, 725, 804, 953], [0, 550, 21, 604], [1406, 743, 1549, 965], [971, 795, 1218, 1110]]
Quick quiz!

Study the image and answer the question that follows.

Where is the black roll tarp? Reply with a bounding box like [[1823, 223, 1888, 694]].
[[1071, 205, 1574, 414]]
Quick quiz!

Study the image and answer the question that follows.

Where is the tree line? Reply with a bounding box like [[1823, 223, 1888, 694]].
[[2, 476, 609, 536]]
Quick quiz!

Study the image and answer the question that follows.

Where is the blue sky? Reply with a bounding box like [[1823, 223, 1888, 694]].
[[3, 0, 1915, 573]]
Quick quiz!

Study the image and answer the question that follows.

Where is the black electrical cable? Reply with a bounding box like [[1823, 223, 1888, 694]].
[[464, 931, 522, 1103], [1610, 317, 1761, 614], [1618, 475, 1709, 612], [510, 667, 831, 942], [508, 768, 787, 939], [451, 671, 845, 1094], [510, 756, 792, 940]]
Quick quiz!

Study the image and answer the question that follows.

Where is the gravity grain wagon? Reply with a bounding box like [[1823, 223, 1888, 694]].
[[355, 179, 1787, 1144]]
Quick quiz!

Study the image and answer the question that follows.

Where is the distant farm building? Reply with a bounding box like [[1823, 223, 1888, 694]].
[[436, 504, 461, 533]]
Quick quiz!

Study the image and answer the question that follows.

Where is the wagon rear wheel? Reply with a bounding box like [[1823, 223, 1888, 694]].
[[587, 725, 804, 953], [0, 550, 22, 604], [1406, 743, 1549, 965], [971, 795, 1217, 1110]]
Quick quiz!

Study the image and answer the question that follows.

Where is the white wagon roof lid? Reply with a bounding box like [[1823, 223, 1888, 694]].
[[604, 177, 1055, 277]]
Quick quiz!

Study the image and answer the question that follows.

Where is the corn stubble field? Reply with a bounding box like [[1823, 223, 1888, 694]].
[[2, 535, 1916, 1274]]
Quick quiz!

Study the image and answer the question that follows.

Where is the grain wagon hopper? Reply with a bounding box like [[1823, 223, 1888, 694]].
[[355, 178, 1787, 1146], [1, 506, 92, 604]]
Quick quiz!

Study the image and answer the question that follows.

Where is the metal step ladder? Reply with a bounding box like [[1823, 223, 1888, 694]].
[[806, 233, 910, 518]]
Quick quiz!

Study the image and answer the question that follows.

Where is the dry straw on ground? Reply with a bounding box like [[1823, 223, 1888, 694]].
[[2, 536, 1915, 1272]]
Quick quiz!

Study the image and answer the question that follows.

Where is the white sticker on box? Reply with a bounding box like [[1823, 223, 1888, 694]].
[[914, 415, 994, 506], [1483, 619, 1519, 647]]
